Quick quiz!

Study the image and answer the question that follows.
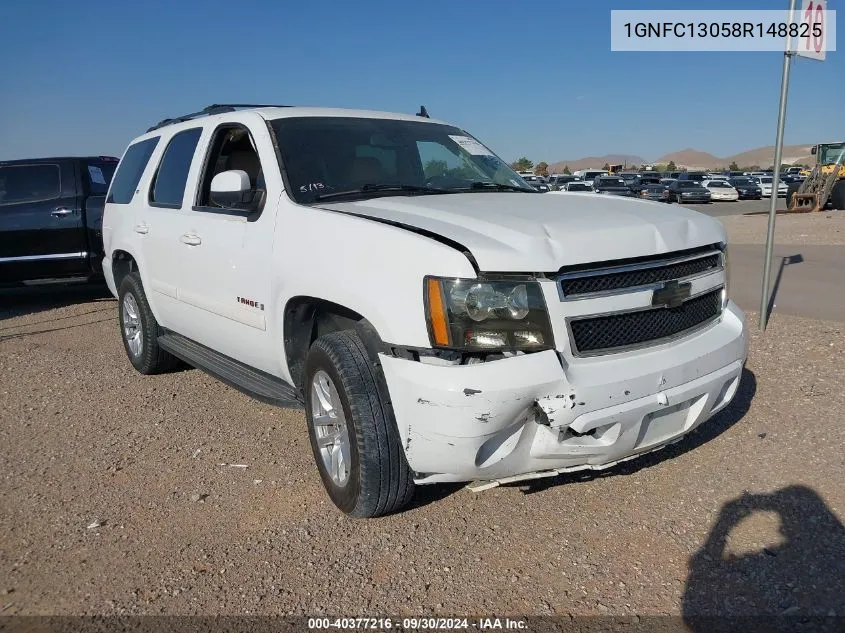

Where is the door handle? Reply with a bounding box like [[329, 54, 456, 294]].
[[180, 233, 202, 246], [134, 223, 149, 235], [51, 207, 75, 217]]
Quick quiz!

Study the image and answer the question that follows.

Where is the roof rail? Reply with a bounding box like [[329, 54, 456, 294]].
[[146, 104, 292, 133]]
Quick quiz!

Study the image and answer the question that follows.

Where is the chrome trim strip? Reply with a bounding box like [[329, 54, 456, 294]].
[[556, 249, 723, 301], [566, 285, 725, 358], [0, 251, 88, 263]]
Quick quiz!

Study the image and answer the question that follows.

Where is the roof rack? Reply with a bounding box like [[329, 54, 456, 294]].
[[146, 104, 292, 132]]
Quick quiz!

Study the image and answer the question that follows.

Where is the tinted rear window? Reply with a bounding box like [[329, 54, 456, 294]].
[[0, 164, 61, 205], [108, 137, 160, 204], [85, 162, 117, 195], [151, 128, 202, 207]]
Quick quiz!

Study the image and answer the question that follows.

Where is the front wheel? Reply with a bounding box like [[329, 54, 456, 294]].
[[305, 330, 415, 518], [829, 181, 845, 210]]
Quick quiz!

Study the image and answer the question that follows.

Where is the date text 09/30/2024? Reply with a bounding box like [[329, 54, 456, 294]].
[[307, 617, 528, 630]]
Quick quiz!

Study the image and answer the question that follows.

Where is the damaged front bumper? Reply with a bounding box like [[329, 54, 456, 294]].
[[381, 302, 748, 487]]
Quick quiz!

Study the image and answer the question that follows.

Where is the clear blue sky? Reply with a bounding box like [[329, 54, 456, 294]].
[[0, 0, 841, 163]]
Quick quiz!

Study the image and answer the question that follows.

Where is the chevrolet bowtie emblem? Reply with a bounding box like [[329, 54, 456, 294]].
[[652, 280, 692, 309]]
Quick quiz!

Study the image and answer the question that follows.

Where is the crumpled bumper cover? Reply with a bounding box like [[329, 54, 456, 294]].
[[381, 302, 747, 486]]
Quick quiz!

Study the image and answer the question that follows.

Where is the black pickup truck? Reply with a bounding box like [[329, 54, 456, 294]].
[[0, 156, 118, 285]]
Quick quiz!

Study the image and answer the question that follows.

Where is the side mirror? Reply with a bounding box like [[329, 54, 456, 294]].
[[210, 170, 260, 211], [811, 146, 817, 155]]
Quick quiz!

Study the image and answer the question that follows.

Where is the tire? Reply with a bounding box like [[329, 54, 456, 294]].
[[117, 272, 179, 375], [786, 183, 801, 208], [304, 330, 415, 518], [830, 180, 845, 210]]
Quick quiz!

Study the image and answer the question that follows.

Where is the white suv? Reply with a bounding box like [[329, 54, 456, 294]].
[[102, 104, 748, 517]]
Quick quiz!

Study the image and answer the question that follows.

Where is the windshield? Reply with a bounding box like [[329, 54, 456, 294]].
[[707, 181, 730, 188], [685, 174, 706, 181], [584, 171, 606, 179], [678, 181, 700, 188], [760, 177, 773, 183], [269, 116, 531, 203], [819, 144, 845, 165], [731, 177, 753, 185], [568, 183, 592, 191]]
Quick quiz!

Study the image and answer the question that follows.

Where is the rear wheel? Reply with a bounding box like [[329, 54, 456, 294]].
[[117, 272, 178, 374], [305, 330, 415, 518]]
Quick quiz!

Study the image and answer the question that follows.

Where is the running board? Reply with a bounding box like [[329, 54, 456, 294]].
[[157, 332, 303, 408]]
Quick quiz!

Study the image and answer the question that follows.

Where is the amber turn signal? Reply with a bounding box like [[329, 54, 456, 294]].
[[426, 278, 450, 346]]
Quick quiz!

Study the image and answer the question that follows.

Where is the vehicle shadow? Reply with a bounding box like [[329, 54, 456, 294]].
[[0, 283, 113, 322], [517, 367, 757, 494], [405, 482, 466, 513], [683, 485, 845, 633]]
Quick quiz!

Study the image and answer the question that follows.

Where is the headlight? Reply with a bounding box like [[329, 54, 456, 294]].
[[425, 277, 554, 351], [721, 245, 731, 308]]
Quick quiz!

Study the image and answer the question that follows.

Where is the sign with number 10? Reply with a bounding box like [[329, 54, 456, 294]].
[[797, 0, 827, 60]]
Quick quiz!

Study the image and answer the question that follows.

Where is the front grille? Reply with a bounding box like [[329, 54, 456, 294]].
[[569, 289, 722, 355], [560, 251, 720, 298]]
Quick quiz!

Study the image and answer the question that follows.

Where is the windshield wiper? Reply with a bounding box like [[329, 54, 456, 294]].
[[313, 184, 450, 201], [467, 181, 535, 192]]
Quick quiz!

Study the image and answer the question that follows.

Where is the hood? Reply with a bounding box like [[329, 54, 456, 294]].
[[319, 192, 726, 272]]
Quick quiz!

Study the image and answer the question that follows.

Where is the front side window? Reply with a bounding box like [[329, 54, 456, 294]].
[[270, 117, 531, 204], [0, 164, 60, 205], [151, 128, 202, 207], [195, 126, 265, 212], [108, 137, 160, 204]]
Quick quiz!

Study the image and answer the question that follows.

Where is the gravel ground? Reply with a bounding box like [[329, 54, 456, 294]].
[[1, 211, 844, 618], [718, 211, 845, 246], [1, 294, 843, 619]]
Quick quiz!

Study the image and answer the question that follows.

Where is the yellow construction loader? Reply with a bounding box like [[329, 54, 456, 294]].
[[787, 142, 845, 212]]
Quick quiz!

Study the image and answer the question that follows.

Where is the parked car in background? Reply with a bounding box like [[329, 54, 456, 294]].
[[667, 171, 683, 179], [0, 156, 118, 285], [677, 172, 708, 183], [636, 182, 671, 202], [592, 176, 634, 197], [548, 175, 580, 191], [667, 180, 712, 203], [573, 169, 609, 186], [559, 181, 593, 192], [727, 176, 763, 199], [628, 176, 664, 194], [702, 180, 739, 201], [521, 174, 550, 192], [752, 176, 787, 198]]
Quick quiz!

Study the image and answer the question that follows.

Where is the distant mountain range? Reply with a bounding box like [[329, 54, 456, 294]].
[[546, 144, 814, 172]]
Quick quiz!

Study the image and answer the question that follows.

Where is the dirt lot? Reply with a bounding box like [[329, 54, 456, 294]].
[[1, 217, 844, 620]]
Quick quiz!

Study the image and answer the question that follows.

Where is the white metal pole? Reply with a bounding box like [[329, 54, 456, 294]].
[[759, 0, 797, 331]]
